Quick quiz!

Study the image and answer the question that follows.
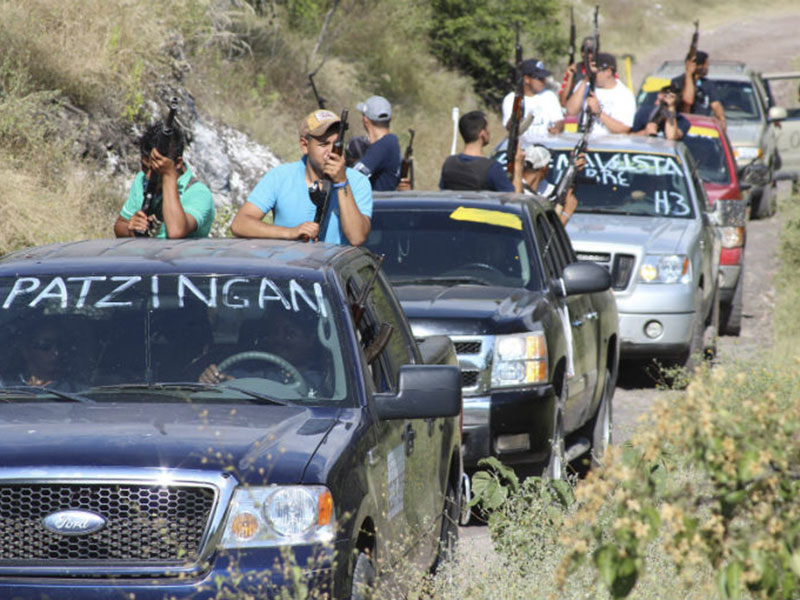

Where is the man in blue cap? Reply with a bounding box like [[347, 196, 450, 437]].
[[352, 95, 402, 191]]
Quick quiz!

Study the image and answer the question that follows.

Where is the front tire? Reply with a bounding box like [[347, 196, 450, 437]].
[[349, 551, 376, 600], [545, 373, 567, 480], [432, 479, 459, 572]]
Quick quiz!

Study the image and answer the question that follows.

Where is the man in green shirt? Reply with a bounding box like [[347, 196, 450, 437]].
[[114, 123, 214, 238]]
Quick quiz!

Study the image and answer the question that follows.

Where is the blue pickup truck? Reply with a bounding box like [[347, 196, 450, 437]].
[[365, 193, 619, 481], [0, 238, 462, 599]]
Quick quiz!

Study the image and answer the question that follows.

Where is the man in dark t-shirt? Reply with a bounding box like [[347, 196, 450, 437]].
[[352, 96, 402, 191], [632, 84, 690, 140], [439, 110, 514, 192], [671, 50, 726, 129]]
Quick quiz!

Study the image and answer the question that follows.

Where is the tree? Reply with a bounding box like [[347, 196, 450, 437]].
[[429, 0, 564, 109]]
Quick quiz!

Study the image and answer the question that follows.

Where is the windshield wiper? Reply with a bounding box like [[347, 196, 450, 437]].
[[2, 386, 93, 403], [391, 276, 491, 286], [88, 382, 288, 406]]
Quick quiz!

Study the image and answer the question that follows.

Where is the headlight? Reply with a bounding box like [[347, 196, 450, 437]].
[[638, 255, 691, 284], [220, 485, 335, 548], [733, 146, 762, 162], [491, 332, 547, 388], [719, 226, 744, 249]]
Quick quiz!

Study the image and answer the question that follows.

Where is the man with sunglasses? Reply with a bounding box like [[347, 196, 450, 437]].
[[11, 319, 86, 392], [565, 52, 635, 136], [231, 109, 373, 246]]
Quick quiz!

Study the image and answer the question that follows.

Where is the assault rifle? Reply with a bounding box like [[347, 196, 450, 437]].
[[308, 73, 326, 109], [137, 97, 179, 238], [400, 129, 415, 189], [553, 129, 589, 209], [312, 108, 349, 228], [578, 6, 600, 133], [686, 20, 699, 62], [506, 24, 524, 179]]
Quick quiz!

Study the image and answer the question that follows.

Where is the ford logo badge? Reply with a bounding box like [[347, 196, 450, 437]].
[[42, 510, 107, 536]]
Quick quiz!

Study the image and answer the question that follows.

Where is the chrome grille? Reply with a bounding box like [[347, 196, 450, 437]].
[[576, 252, 636, 291], [0, 483, 215, 563], [454, 341, 482, 355], [460, 370, 480, 388]]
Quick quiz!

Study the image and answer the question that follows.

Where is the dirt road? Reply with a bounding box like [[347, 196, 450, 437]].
[[460, 9, 799, 556]]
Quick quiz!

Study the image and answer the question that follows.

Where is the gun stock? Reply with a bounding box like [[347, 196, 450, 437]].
[[553, 129, 589, 207], [506, 24, 524, 179], [308, 73, 326, 109], [137, 97, 179, 238], [400, 129, 415, 189], [568, 6, 576, 66]]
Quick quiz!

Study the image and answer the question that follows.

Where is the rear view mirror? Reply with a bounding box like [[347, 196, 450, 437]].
[[561, 262, 612, 295], [768, 106, 788, 122], [374, 365, 461, 420]]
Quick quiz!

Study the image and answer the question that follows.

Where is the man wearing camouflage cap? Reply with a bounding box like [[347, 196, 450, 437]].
[[232, 109, 372, 245]]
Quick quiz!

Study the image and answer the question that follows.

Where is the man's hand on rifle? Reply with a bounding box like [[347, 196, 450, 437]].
[[291, 222, 320, 243], [127, 211, 158, 236], [149, 147, 179, 181], [586, 91, 602, 116], [684, 57, 697, 78], [396, 178, 412, 191], [323, 149, 347, 185]]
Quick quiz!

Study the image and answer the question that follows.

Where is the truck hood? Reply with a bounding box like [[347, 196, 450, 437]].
[[394, 284, 548, 336], [567, 213, 689, 254], [0, 402, 339, 484], [725, 121, 762, 147]]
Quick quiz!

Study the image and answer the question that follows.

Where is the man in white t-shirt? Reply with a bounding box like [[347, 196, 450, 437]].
[[502, 58, 564, 146], [565, 53, 635, 136]]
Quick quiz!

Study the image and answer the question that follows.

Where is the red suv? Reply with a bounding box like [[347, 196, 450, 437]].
[[682, 113, 747, 335]]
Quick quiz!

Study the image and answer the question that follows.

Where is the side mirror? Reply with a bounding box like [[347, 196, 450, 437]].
[[768, 106, 788, 122], [374, 365, 462, 421], [561, 262, 612, 295], [417, 335, 459, 367], [738, 181, 752, 192]]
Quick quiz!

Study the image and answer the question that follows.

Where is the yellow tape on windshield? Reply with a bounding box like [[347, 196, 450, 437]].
[[688, 125, 719, 138], [449, 207, 522, 230], [641, 77, 672, 92]]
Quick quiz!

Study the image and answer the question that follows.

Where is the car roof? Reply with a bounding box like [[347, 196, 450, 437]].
[[648, 60, 754, 82], [532, 133, 682, 154], [0, 238, 355, 278], [372, 190, 549, 213]]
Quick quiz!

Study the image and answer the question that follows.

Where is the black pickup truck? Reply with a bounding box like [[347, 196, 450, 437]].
[[365, 192, 619, 481], [0, 238, 461, 599]]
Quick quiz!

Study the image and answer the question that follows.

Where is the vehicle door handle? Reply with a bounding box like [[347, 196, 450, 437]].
[[427, 418, 435, 437], [402, 423, 416, 455]]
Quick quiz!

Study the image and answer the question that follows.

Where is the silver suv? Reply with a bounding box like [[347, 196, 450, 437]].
[[541, 134, 721, 368], [637, 60, 788, 218]]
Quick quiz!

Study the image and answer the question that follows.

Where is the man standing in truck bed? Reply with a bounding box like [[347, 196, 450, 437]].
[[439, 110, 514, 192]]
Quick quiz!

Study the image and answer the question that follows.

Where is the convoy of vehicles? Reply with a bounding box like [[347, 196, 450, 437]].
[[637, 60, 787, 218], [0, 239, 463, 599], [539, 135, 720, 368], [365, 193, 619, 479]]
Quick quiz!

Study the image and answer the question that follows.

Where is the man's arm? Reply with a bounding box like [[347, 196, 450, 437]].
[[147, 150, 197, 239], [587, 93, 632, 134], [681, 60, 697, 112], [565, 79, 587, 116], [711, 100, 727, 129], [558, 64, 577, 107], [512, 147, 525, 194], [230, 202, 319, 240], [323, 152, 371, 245]]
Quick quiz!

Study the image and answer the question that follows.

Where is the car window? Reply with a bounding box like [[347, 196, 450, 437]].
[[534, 214, 564, 279], [683, 126, 732, 184], [0, 274, 350, 404], [546, 149, 695, 218], [365, 207, 542, 290], [714, 80, 762, 121]]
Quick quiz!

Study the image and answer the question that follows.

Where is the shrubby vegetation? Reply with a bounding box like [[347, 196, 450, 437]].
[[438, 195, 800, 600]]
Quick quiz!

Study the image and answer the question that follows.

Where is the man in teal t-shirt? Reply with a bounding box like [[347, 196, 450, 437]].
[[231, 109, 372, 246], [114, 123, 214, 239]]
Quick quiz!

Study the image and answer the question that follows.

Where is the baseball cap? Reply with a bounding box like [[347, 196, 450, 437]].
[[596, 53, 617, 72], [299, 109, 340, 137], [524, 144, 551, 170], [521, 59, 551, 79], [356, 95, 392, 121]]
